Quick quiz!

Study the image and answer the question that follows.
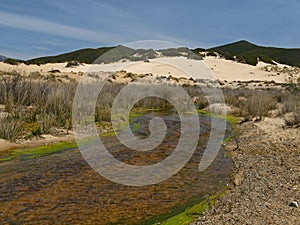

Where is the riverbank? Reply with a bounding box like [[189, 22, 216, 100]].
[[192, 117, 300, 224]]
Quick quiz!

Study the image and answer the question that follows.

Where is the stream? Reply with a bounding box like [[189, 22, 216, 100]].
[[0, 113, 233, 225]]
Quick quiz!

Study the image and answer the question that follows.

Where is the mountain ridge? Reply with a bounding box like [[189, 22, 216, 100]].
[[3, 40, 300, 67], [0, 55, 6, 62], [208, 40, 300, 66]]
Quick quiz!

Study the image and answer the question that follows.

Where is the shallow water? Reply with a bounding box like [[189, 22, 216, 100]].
[[0, 113, 233, 225]]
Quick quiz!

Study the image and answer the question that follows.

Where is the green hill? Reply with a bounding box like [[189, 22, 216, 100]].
[[0, 55, 6, 62], [3, 40, 300, 67], [23, 46, 201, 65], [208, 40, 300, 66], [25, 46, 115, 65]]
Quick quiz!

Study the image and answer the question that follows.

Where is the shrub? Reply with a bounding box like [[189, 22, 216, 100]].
[[247, 92, 277, 119], [3, 58, 23, 65], [0, 116, 24, 141], [259, 55, 276, 64], [234, 55, 258, 66], [29, 71, 41, 79], [207, 52, 217, 57]]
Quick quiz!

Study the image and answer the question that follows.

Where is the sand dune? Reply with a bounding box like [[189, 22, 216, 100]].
[[203, 57, 293, 82], [0, 57, 299, 83]]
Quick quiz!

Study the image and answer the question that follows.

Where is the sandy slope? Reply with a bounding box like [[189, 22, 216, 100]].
[[203, 57, 290, 82], [1, 57, 298, 83], [0, 62, 67, 74]]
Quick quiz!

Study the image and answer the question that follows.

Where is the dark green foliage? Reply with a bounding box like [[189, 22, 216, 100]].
[[8, 40, 300, 67], [218, 51, 235, 60], [158, 48, 188, 57], [187, 52, 202, 60], [31, 127, 41, 136], [209, 40, 300, 67], [258, 55, 276, 64], [206, 52, 217, 57], [26, 47, 115, 64], [94, 45, 136, 64], [210, 40, 258, 55], [135, 49, 157, 59], [239, 55, 258, 66], [4, 58, 24, 65], [192, 48, 206, 53], [25, 46, 201, 64]]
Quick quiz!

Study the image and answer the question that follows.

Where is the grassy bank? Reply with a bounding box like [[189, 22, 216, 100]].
[[0, 109, 151, 162], [134, 192, 224, 225], [155, 192, 224, 225], [0, 141, 77, 162], [0, 110, 238, 163]]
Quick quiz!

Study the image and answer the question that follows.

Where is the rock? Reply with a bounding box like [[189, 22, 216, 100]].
[[237, 117, 248, 124], [0, 104, 5, 112], [205, 103, 236, 115], [252, 116, 261, 122], [233, 171, 244, 186], [268, 103, 284, 117], [238, 97, 248, 103], [48, 69, 61, 73], [65, 61, 81, 68], [289, 201, 299, 208], [284, 112, 300, 126], [0, 112, 8, 119], [49, 127, 59, 136]]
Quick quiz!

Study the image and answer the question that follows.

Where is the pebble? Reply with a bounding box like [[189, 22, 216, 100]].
[[289, 201, 299, 208]]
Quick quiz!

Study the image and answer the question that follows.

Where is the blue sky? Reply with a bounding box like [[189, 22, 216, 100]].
[[1, 0, 300, 59]]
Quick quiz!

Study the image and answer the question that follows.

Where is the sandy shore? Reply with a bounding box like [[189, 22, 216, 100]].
[[0, 133, 74, 152], [192, 117, 300, 224]]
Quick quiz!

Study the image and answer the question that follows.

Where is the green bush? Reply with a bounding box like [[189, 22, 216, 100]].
[[4, 58, 23, 65], [259, 55, 275, 64]]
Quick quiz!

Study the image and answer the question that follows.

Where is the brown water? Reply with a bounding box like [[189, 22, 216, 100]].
[[0, 113, 233, 225]]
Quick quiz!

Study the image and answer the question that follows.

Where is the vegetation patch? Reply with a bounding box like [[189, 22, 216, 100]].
[[137, 192, 224, 225], [0, 141, 77, 162], [0, 155, 17, 162], [208, 40, 300, 67], [197, 109, 238, 125]]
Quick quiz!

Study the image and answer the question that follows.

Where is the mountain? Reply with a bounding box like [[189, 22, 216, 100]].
[[26, 47, 114, 65], [24, 46, 201, 65], [0, 55, 6, 62], [3, 40, 300, 67], [208, 40, 300, 66]]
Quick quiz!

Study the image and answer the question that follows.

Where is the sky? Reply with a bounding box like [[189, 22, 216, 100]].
[[0, 0, 300, 59]]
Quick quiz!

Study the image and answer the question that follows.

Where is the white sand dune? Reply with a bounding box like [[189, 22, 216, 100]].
[[203, 57, 292, 83], [0, 62, 67, 73], [0, 56, 298, 83]]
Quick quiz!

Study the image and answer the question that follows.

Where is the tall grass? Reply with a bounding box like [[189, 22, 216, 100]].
[[223, 88, 280, 119], [0, 115, 24, 141], [0, 74, 76, 140], [0, 71, 299, 141]]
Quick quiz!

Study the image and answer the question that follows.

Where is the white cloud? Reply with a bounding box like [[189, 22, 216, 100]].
[[0, 10, 192, 47], [0, 11, 123, 44]]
